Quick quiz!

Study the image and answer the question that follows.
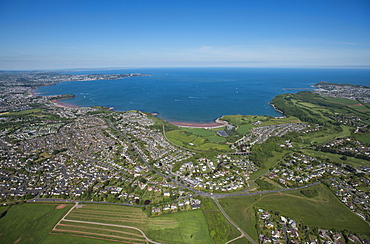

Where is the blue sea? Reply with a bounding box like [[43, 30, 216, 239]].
[[35, 68, 370, 123]]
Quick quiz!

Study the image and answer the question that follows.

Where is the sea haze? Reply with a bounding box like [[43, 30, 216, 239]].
[[35, 68, 370, 123]]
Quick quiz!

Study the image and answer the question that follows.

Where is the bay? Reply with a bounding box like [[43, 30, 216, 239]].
[[35, 67, 370, 123]]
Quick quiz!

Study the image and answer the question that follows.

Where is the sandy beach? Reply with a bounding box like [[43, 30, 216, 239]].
[[50, 99, 79, 108], [170, 118, 228, 129]]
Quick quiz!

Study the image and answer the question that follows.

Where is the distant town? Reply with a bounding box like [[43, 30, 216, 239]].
[[0, 71, 369, 244]]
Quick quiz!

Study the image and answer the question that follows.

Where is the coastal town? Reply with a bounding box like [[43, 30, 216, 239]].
[[0, 71, 369, 243]]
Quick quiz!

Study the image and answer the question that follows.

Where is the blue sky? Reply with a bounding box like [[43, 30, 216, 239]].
[[1, 0, 369, 70]]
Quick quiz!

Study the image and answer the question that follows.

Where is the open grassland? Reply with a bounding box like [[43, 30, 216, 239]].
[[146, 210, 214, 244], [323, 97, 370, 114], [301, 149, 370, 168], [206, 135, 226, 143], [260, 116, 302, 126], [236, 124, 255, 135], [318, 96, 370, 117], [301, 125, 351, 144], [221, 115, 269, 127], [182, 127, 215, 137], [219, 184, 370, 242], [166, 129, 230, 151], [222, 114, 302, 129], [0, 203, 73, 244], [355, 132, 370, 144], [201, 197, 241, 244], [1, 108, 42, 116], [324, 97, 361, 106], [350, 104, 370, 113], [290, 95, 370, 123], [54, 203, 213, 244]]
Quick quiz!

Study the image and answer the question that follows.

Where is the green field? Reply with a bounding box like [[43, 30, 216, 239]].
[[301, 149, 370, 168], [236, 124, 255, 135], [219, 184, 370, 241], [260, 116, 302, 126], [54, 203, 214, 244], [355, 132, 370, 144], [182, 127, 215, 137], [0, 203, 73, 244], [324, 97, 362, 106], [301, 125, 351, 144], [201, 197, 241, 244], [221, 115, 269, 127], [1, 108, 42, 117], [166, 129, 230, 151]]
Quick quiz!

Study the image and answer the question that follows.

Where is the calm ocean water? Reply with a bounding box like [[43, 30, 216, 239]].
[[36, 68, 370, 123]]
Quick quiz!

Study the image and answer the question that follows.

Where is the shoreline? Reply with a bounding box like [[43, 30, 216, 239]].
[[50, 99, 79, 108], [31, 87, 80, 109], [32, 87, 229, 125], [268, 103, 285, 117], [31, 84, 278, 128], [170, 117, 228, 129], [32, 87, 228, 126]]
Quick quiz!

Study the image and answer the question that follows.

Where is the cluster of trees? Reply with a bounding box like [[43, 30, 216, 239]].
[[249, 137, 283, 168]]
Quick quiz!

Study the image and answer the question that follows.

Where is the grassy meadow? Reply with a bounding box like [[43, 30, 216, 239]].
[[166, 128, 231, 151], [201, 197, 241, 244], [0, 203, 73, 244], [219, 184, 370, 242]]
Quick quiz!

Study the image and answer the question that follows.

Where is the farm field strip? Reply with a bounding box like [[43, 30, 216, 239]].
[[54, 224, 143, 237], [55, 223, 147, 241], [53, 219, 160, 244], [51, 203, 193, 243], [57, 223, 144, 236], [77, 204, 143, 211], [70, 209, 146, 218], [53, 229, 147, 243], [67, 212, 177, 226]]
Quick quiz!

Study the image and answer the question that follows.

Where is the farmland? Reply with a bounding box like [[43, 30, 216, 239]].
[[52, 203, 214, 244], [0, 203, 73, 244], [0, 202, 214, 244]]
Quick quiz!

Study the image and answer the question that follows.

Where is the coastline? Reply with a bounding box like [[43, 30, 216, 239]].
[[29, 72, 283, 127], [50, 99, 79, 108], [31, 84, 280, 128], [33, 85, 231, 128], [268, 103, 285, 117], [31, 87, 80, 109], [29, 88, 38, 97], [170, 117, 228, 129]]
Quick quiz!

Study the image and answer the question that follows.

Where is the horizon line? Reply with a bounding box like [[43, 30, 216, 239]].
[[2, 65, 370, 72]]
